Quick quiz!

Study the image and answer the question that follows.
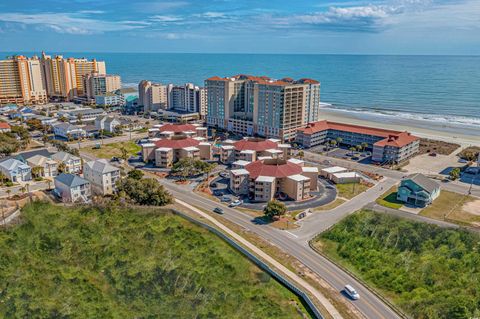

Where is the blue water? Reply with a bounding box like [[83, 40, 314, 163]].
[[4, 52, 480, 126]]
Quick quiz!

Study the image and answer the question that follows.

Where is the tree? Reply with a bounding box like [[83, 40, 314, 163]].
[[361, 142, 369, 151], [171, 158, 215, 180], [127, 169, 144, 180], [449, 167, 461, 180], [31, 166, 44, 179], [25, 119, 44, 131], [298, 150, 304, 159], [5, 189, 11, 198], [57, 162, 67, 173], [263, 200, 287, 220], [120, 147, 129, 161], [20, 186, 26, 195], [116, 177, 173, 206], [336, 137, 343, 145], [76, 114, 83, 124], [349, 147, 356, 156], [330, 140, 337, 148]]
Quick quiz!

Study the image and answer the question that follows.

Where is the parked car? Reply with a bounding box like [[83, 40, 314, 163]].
[[458, 158, 468, 163], [220, 195, 230, 202], [229, 199, 243, 207], [213, 207, 224, 214], [429, 152, 437, 157], [210, 182, 218, 188], [219, 172, 229, 178], [344, 285, 360, 300]]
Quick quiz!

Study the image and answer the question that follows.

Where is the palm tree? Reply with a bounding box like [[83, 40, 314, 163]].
[[19, 186, 26, 196], [298, 150, 305, 159], [349, 147, 356, 156], [5, 189, 11, 199], [120, 146, 129, 161], [361, 142, 369, 152], [336, 137, 343, 145], [31, 166, 43, 179], [57, 162, 67, 173]]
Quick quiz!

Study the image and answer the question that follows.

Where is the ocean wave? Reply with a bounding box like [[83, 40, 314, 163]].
[[321, 104, 480, 127]]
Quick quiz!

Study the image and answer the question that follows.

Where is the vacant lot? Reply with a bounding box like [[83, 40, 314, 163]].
[[81, 141, 141, 159], [314, 210, 480, 319], [421, 190, 480, 227], [418, 138, 460, 156], [375, 186, 403, 209], [336, 182, 370, 199], [0, 201, 307, 318], [457, 146, 480, 161]]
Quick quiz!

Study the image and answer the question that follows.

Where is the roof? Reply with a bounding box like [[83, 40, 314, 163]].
[[0, 158, 29, 171], [245, 158, 303, 179], [55, 173, 89, 187], [230, 169, 250, 176], [277, 143, 291, 148], [265, 149, 283, 154], [333, 172, 361, 178], [240, 150, 256, 154], [288, 174, 310, 182], [298, 120, 419, 148], [0, 122, 11, 129], [206, 75, 320, 86], [16, 148, 54, 161], [182, 146, 199, 152], [51, 151, 80, 162], [26, 155, 55, 166], [321, 166, 347, 173], [233, 138, 278, 152], [302, 166, 319, 173], [232, 160, 251, 166], [154, 136, 200, 149], [84, 159, 119, 174], [287, 158, 304, 165], [256, 176, 276, 183], [404, 173, 440, 194], [53, 122, 84, 131], [158, 123, 197, 133], [221, 145, 235, 150], [155, 147, 173, 152]]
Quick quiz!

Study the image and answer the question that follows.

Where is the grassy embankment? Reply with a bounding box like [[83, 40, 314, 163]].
[[375, 186, 404, 209], [335, 182, 370, 200], [0, 201, 308, 318], [313, 210, 480, 319], [80, 141, 141, 159]]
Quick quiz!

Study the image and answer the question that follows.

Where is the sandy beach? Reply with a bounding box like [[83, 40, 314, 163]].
[[320, 107, 480, 146]]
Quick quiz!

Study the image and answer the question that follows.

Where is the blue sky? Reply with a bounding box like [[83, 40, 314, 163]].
[[0, 0, 479, 54]]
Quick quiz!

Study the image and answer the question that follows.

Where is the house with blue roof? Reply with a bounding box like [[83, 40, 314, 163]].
[[397, 173, 440, 207], [54, 173, 91, 203]]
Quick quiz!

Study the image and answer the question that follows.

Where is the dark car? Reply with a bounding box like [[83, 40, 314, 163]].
[[213, 207, 224, 214], [210, 182, 217, 188]]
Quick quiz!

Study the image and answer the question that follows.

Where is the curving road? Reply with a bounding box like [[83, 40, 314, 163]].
[[158, 177, 402, 319]]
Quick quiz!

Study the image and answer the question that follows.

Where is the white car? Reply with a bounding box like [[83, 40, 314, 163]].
[[344, 285, 360, 300], [229, 199, 243, 207]]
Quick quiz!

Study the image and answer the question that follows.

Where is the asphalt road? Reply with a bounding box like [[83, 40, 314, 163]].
[[158, 177, 402, 319], [304, 151, 480, 197]]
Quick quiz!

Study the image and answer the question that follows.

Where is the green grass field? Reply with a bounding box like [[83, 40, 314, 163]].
[[313, 210, 480, 319], [375, 187, 404, 209], [0, 201, 308, 318], [81, 141, 141, 159], [335, 182, 370, 199]]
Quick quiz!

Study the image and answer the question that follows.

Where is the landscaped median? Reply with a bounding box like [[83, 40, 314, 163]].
[[311, 209, 480, 319]]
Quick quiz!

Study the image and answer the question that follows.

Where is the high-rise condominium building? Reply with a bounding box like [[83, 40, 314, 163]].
[[84, 72, 122, 99], [138, 80, 168, 112], [138, 81, 206, 115], [205, 75, 321, 141], [41, 52, 106, 101], [0, 55, 47, 106], [167, 83, 205, 114]]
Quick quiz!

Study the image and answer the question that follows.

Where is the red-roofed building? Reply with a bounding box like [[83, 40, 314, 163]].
[[141, 135, 212, 168], [205, 74, 320, 141], [219, 138, 292, 164], [229, 158, 318, 202], [296, 120, 420, 163], [0, 122, 11, 133], [149, 123, 208, 139]]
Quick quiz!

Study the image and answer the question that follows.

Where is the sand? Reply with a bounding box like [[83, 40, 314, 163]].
[[463, 200, 480, 215]]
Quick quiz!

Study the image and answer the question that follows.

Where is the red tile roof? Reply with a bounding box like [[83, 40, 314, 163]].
[[246, 158, 303, 179], [0, 122, 11, 129], [154, 136, 199, 149], [298, 120, 419, 148], [233, 138, 278, 152], [159, 123, 198, 133]]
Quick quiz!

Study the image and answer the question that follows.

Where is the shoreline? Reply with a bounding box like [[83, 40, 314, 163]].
[[319, 107, 480, 146]]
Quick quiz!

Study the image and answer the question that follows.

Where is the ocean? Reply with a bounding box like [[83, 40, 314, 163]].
[[5, 52, 480, 133]]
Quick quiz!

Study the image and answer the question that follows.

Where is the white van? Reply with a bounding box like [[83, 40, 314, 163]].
[[344, 285, 360, 300]]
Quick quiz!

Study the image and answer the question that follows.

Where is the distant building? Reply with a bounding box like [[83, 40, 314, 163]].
[[51, 151, 82, 173], [57, 108, 106, 123], [219, 137, 291, 164], [296, 120, 420, 163], [397, 173, 440, 207], [83, 159, 121, 195], [52, 122, 86, 139], [0, 158, 32, 182], [54, 173, 91, 203], [138, 80, 168, 112], [167, 83, 205, 114], [84, 72, 121, 99], [95, 93, 124, 107], [0, 55, 47, 106], [206, 75, 321, 141]]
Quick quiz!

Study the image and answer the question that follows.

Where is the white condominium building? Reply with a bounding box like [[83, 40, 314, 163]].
[[205, 74, 321, 142], [84, 72, 121, 99]]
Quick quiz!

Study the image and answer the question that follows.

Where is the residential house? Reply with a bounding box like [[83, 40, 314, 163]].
[[26, 155, 58, 178], [0, 158, 32, 182], [0, 122, 11, 133], [397, 173, 441, 207], [83, 159, 120, 195], [54, 173, 91, 203], [95, 115, 121, 133], [51, 151, 82, 173], [52, 122, 86, 139]]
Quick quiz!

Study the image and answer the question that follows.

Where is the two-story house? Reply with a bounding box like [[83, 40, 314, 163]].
[[51, 152, 82, 173], [25, 155, 58, 178], [0, 158, 32, 183], [54, 173, 91, 203]]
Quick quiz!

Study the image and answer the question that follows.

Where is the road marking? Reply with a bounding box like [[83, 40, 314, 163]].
[[285, 231, 298, 238]]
